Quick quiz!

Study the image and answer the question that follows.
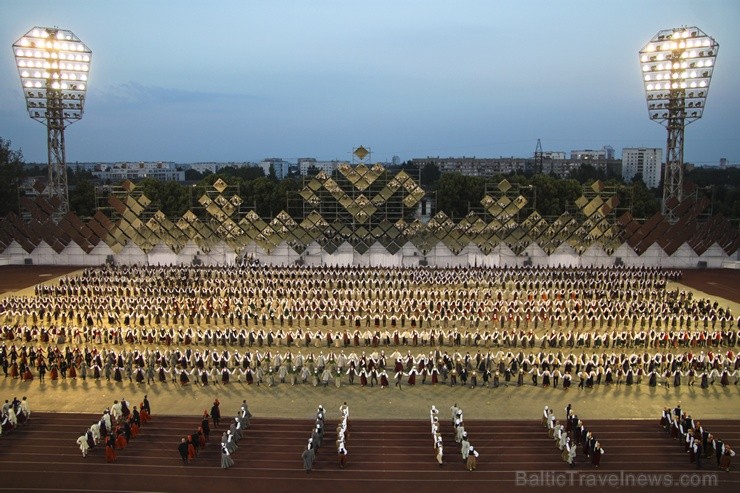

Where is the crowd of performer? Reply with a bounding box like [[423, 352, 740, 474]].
[[300, 402, 350, 472], [0, 266, 740, 396], [661, 403, 735, 471], [546, 404, 604, 468], [2, 322, 738, 356], [2, 336, 738, 391], [2, 264, 738, 395], [430, 405, 444, 465], [176, 402, 213, 466], [302, 405, 326, 473], [217, 399, 250, 468], [449, 403, 479, 470], [2, 263, 735, 475], [0, 267, 737, 363], [2, 265, 734, 341], [76, 395, 151, 461], [0, 396, 30, 436], [336, 402, 350, 468]]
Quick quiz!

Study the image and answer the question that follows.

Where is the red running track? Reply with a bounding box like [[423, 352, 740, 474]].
[[0, 413, 737, 493]]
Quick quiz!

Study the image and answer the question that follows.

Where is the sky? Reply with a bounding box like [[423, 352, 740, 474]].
[[0, 0, 738, 165]]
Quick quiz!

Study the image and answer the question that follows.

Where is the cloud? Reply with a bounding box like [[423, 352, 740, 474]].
[[90, 81, 262, 110]]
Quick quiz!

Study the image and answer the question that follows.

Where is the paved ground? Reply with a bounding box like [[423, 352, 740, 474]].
[[2, 367, 739, 422], [0, 265, 83, 295], [679, 268, 740, 304], [0, 265, 738, 421]]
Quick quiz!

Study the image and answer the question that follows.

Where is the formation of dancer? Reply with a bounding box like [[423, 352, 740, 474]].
[[4, 334, 738, 393], [0, 396, 29, 436], [302, 405, 326, 473], [547, 405, 576, 467], [336, 402, 350, 469], [2, 265, 734, 342], [3, 320, 738, 355], [76, 395, 150, 461], [218, 399, 250, 469], [661, 402, 735, 471], [450, 403, 479, 471], [430, 405, 444, 465], [177, 408, 210, 465], [2, 263, 738, 402], [300, 402, 351, 472], [546, 404, 604, 468], [2, 264, 738, 403], [0, 264, 735, 470]]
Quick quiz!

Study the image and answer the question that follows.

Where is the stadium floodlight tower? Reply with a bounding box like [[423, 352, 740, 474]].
[[639, 26, 718, 223], [12, 26, 92, 219]]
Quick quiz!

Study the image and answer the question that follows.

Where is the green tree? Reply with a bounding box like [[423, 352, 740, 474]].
[[569, 163, 606, 184], [68, 167, 94, 186], [275, 177, 302, 217], [623, 178, 661, 219], [0, 138, 24, 216], [529, 174, 560, 217], [217, 165, 264, 182], [306, 164, 320, 176], [400, 161, 419, 173], [69, 178, 96, 218], [686, 167, 740, 189], [244, 176, 278, 217], [685, 167, 740, 220], [524, 175, 583, 218], [709, 185, 740, 219], [21, 164, 45, 178], [435, 173, 486, 220], [420, 162, 441, 188], [137, 178, 191, 217], [184, 168, 207, 181]]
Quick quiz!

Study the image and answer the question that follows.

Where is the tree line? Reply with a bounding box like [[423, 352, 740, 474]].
[[2, 137, 738, 223]]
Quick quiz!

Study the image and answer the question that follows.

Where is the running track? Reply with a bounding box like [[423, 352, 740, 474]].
[[0, 413, 737, 493]]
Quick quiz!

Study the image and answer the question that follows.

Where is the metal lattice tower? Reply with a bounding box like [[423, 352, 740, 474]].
[[12, 26, 92, 220], [534, 138, 543, 174], [639, 26, 718, 223]]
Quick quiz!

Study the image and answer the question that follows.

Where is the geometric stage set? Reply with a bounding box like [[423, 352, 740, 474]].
[[0, 163, 738, 268]]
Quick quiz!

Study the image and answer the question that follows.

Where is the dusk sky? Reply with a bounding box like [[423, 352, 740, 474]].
[[1, 0, 738, 165]]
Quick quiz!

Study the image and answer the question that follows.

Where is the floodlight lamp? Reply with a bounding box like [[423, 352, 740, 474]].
[[639, 26, 719, 223], [639, 26, 718, 125], [13, 26, 92, 125], [12, 26, 92, 218]]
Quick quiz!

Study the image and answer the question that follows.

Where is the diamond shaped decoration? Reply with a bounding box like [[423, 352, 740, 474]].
[[198, 194, 212, 207], [403, 194, 418, 208], [121, 180, 136, 192], [354, 146, 369, 161], [222, 202, 236, 217], [354, 240, 370, 255], [213, 178, 228, 194]]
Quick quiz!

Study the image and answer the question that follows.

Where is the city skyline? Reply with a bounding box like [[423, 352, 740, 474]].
[[1, 0, 738, 166]]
